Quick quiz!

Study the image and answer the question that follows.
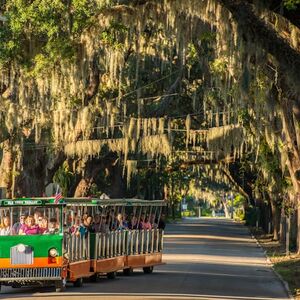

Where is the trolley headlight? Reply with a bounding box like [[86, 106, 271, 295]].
[[17, 244, 26, 253], [49, 248, 58, 257]]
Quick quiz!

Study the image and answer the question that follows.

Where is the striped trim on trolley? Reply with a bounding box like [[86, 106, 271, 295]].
[[0, 257, 62, 268], [0, 267, 62, 281]]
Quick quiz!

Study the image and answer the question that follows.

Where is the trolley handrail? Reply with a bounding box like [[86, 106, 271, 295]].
[[64, 232, 90, 262], [94, 229, 164, 260]]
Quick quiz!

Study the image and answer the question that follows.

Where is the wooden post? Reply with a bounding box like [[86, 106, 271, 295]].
[[286, 214, 290, 256], [279, 208, 285, 242]]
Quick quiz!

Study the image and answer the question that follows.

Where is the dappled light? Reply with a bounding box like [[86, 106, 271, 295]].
[[0, 0, 299, 297]]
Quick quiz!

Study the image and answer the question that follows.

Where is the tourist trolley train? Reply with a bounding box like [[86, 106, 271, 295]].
[[0, 197, 165, 292]]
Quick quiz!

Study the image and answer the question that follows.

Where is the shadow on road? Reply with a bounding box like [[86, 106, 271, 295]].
[[1, 218, 290, 300]]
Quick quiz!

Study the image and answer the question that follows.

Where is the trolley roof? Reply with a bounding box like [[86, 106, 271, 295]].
[[64, 198, 166, 207], [0, 198, 166, 207], [0, 197, 65, 207]]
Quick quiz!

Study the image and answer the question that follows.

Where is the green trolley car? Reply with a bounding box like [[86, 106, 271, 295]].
[[0, 197, 165, 292]]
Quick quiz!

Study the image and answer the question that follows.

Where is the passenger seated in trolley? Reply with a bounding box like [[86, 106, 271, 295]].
[[0, 210, 59, 235], [65, 207, 163, 238], [39, 217, 49, 234], [12, 213, 26, 234], [19, 215, 40, 235], [128, 215, 139, 229], [142, 216, 152, 230], [48, 218, 59, 234], [0, 216, 11, 235]]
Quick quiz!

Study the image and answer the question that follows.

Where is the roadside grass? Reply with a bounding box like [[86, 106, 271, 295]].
[[273, 258, 300, 298], [250, 227, 300, 299]]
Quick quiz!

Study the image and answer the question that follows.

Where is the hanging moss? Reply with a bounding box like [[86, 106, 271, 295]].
[[126, 159, 138, 188]]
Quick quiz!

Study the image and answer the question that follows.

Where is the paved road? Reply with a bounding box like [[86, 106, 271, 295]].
[[1, 218, 290, 300]]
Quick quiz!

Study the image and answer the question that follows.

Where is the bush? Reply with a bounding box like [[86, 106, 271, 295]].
[[245, 207, 258, 226], [234, 208, 245, 221], [182, 210, 196, 217], [200, 208, 212, 217]]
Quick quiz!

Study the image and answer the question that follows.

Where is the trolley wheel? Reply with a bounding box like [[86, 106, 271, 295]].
[[89, 273, 98, 282], [55, 279, 66, 292], [123, 268, 133, 276], [143, 266, 154, 274], [73, 277, 83, 287], [107, 271, 116, 279]]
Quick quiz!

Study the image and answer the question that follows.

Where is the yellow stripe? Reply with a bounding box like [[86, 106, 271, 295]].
[[0, 256, 62, 268]]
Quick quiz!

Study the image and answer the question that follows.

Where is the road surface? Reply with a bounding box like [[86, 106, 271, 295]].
[[1, 218, 290, 300]]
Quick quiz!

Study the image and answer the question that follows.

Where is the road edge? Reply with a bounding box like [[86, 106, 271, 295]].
[[249, 231, 294, 300]]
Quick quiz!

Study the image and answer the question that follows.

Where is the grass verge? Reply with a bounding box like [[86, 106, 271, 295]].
[[273, 258, 300, 297], [250, 227, 299, 299]]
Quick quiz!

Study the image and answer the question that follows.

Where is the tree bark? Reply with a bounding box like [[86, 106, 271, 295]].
[[221, 167, 250, 201], [270, 197, 280, 241], [83, 54, 100, 106], [286, 214, 291, 256], [73, 155, 123, 197], [0, 140, 13, 197], [279, 207, 286, 242]]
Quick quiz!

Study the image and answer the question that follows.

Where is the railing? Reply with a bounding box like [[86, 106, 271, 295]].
[[64, 229, 164, 262], [64, 232, 90, 262], [94, 229, 164, 259]]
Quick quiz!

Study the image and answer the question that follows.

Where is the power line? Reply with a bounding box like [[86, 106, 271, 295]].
[[109, 69, 181, 102]]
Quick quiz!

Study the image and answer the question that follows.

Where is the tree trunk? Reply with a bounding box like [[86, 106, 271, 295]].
[[0, 140, 13, 197], [221, 198, 230, 218], [107, 162, 125, 198], [73, 155, 122, 198], [270, 198, 280, 241], [279, 208, 286, 243], [286, 214, 291, 256], [171, 201, 175, 220], [298, 205, 300, 255]]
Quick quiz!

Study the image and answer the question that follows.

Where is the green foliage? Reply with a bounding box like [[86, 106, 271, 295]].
[[234, 209, 245, 221], [72, 0, 97, 35], [0, 0, 106, 70], [199, 32, 216, 43], [182, 210, 196, 217], [186, 43, 198, 68], [100, 21, 129, 50], [233, 194, 246, 220], [234, 194, 246, 207], [245, 206, 258, 226], [283, 0, 300, 9], [197, 32, 215, 58], [89, 183, 102, 197], [209, 57, 228, 75], [205, 88, 222, 106], [259, 142, 281, 176], [201, 207, 212, 217], [238, 109, 252, 130], [274, 259, 300, 296], [53, 162, 75, 196]]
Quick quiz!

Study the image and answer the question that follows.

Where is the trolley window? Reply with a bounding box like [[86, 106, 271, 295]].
[[0, 206, 62, 236]]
